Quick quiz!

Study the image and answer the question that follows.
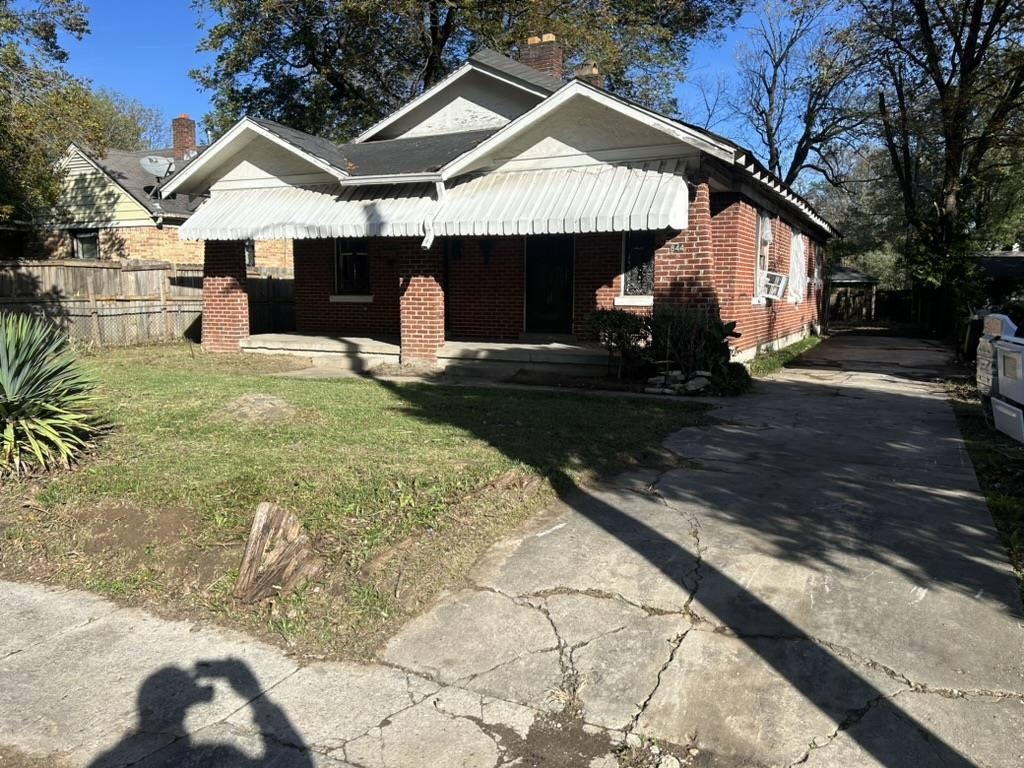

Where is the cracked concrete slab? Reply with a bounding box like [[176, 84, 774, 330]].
[[0, 594, 298, 764], [572, 615, 689, 730], [800, 691, 1024, 767], [471, 490, 698, 613], [637, 630, 909, 767], [0, 581, 118, 658], [342, 699, 500, 768], [225, 662, 438, 751], [382, 589, 557, 688], [540, 592, 649, 648]]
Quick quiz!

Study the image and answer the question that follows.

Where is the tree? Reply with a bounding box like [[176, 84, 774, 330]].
[[190, 0, 745, 141], [0, 0, 89, 221], [728, 0, 864, 187], [0, 3, 169, 224], [855, 0, 1024, 287]]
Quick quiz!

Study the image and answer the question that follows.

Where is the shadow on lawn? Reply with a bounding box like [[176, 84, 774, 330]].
[[375, 356, 1019, 765]]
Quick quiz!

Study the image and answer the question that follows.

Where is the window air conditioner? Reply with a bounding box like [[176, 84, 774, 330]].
[[760, 271, 788, 300]]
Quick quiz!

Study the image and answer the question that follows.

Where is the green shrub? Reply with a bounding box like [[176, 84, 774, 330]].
[[588, 308, 651, 379], [709, 362, 753, 396], [1, 312, 100, 475], [647, 304, 740, 377]]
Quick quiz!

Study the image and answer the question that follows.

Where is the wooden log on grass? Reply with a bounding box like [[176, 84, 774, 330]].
[[234, 502, 323, 603]]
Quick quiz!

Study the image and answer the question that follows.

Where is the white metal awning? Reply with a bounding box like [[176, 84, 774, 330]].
[[431, 160, 688, 236], [178, 161, 689, 241], [178, 183, 436, 241]]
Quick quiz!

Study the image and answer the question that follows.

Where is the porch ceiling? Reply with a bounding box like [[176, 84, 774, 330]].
[[179, 160, 688, 241]]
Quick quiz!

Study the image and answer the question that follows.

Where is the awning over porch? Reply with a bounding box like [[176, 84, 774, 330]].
[[432, 160, 688, 236], [179, 183, 435, 240], [178, 160, 689, 241]]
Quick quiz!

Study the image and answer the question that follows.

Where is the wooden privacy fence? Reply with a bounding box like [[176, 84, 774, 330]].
[[0, 259, 294, 346]]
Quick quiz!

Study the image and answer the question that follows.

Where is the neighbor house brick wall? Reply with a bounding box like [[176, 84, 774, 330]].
[[446, 237, 524, 340], [399, 240, 445, 363], [202, 240, 249, 352], [710, 193, 823, 357], [293, 238, 400, 335], [30, 226, 294, 269]]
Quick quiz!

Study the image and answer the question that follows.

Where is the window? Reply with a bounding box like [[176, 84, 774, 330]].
[[334, 238, 370, 295], [788, 230, 807, 303], [244, 240, 256, 268], [72, 230, 99, 260], [754, 212, 772, 298], [622, 232, 655, 296]]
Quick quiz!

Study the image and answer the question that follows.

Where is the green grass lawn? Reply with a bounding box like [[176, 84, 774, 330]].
[[748, 335, 822, 378], [1, 344, 709, 658], [948, 382, 1024, 597]]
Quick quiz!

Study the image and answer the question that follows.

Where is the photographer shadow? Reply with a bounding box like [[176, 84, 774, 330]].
[[89, 658, 313, 768]]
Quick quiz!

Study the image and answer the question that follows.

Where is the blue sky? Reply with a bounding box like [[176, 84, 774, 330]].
[[61, 1, 750, 146]]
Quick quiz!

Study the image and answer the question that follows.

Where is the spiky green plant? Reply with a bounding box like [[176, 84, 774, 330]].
[[1, 312, 100, 475]]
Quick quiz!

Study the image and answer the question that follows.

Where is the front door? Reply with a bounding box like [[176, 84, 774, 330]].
[[525, 235, 574, 335]]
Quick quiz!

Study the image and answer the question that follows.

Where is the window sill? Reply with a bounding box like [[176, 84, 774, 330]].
[[330, 294, 374, 303], [614, 295, 654, 308]]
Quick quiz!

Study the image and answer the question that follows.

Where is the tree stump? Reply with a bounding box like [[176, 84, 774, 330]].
[[233, 502, 323, 603]]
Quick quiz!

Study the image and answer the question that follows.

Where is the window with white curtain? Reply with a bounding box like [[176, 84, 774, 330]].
[[788, 230, 807, 303]]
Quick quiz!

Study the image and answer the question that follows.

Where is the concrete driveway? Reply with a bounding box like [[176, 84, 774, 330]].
[[2, 334, 1022, 767]]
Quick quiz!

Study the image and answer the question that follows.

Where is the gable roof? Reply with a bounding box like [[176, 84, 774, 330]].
[[353, 47, 558, 143], [467, 47, 564, 93], [830, 265, 879, 284], [66, 144, 201, 221]]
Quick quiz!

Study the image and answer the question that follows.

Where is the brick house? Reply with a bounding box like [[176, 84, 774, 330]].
[[162, 39, 835, 364], [37, 115, 292, 269]]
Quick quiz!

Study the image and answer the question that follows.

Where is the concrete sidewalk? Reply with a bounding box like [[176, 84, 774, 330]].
[[2, 335, 1023, 767]]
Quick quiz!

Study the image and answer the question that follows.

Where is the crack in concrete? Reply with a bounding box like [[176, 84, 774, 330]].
[[522, 586, 679, 618], [623, 629, 692, 736], [0, 603, 126, 663]]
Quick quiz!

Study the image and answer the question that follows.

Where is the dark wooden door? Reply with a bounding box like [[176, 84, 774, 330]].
[[525, 235, 574, 335]]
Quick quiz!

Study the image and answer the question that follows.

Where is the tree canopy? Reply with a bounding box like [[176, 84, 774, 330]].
[[0, 1, 168, 224], [191, 0, 745, 141]]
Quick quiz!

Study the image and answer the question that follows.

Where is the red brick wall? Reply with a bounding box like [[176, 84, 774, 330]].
[[202, 240, 249, 352], [710, 193, 823, 356], [446, 237, 524, 340], [293, 238, 400, 335], [398, 240, 445, 362], [654, 180, 716, 309], [574, 232, 625, 338]]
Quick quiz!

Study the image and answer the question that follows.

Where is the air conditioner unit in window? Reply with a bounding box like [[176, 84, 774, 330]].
[[759, 271, 789, 300]]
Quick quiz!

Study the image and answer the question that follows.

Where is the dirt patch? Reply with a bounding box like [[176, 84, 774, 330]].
[[222, 393, 297, 424], [0, 745, 72, 768]]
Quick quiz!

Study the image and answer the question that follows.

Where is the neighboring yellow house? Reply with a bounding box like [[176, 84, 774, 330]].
[[37, 115, 293, 269]]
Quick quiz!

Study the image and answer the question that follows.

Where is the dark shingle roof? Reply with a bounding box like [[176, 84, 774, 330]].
[[89, 147, 201, 219], [830, 265, 879, 284], [339, 129, 497, 175], [469, 47, 564, 93], [250, 117, 496, 176]]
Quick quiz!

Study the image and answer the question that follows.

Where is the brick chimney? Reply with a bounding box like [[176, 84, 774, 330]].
[[171, 114, 197, 162], [518, 33, 563, 80], [574, 60, 603, 88]]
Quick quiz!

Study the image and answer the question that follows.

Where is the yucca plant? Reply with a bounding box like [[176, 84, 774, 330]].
[[1, 312, 100, 476]]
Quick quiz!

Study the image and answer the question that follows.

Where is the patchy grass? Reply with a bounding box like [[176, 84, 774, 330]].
[[748, 335, 822, 378], [947, 380, 1024, 596], [0, 343, 709, 659]]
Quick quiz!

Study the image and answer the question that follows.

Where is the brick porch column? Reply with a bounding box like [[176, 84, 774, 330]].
[[399, 242, 445, 365], [654, 177, 714, 306], [202, 240, 249, 352]]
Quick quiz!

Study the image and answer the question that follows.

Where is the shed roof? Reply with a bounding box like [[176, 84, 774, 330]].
[[830, 265, 879, 284]]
